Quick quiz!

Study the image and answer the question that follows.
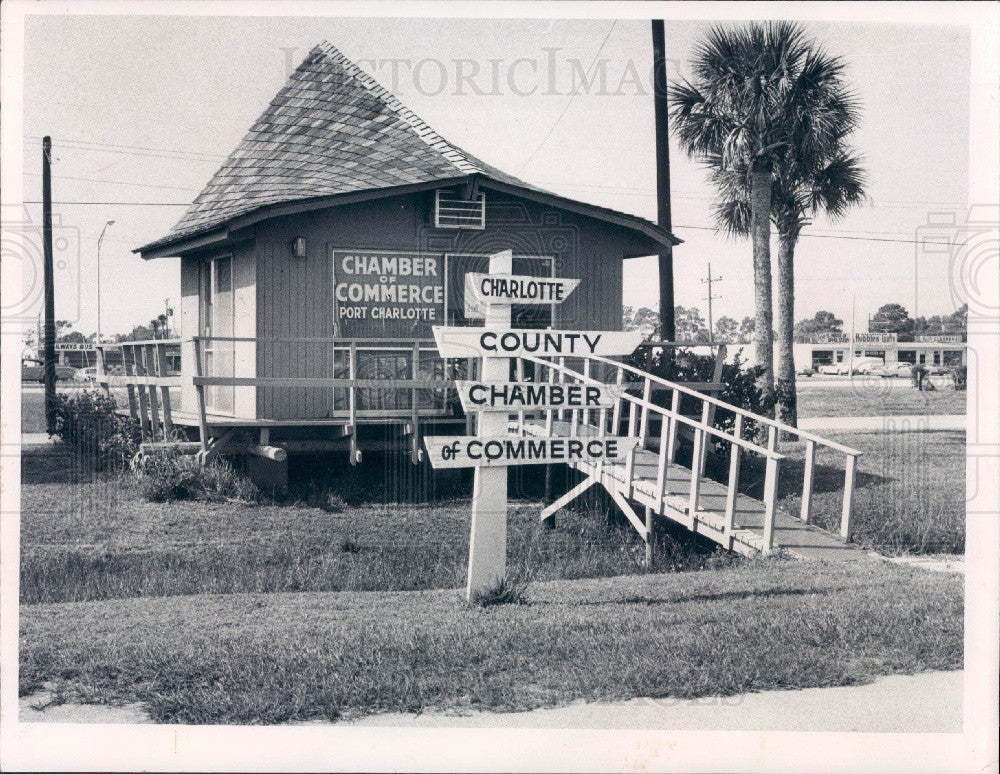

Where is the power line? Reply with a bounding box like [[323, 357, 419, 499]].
[[25, 135, 226, 160], [18, 201, 189, 206], [23, 172, 200, 191], [517, 20, 618, 174], [675, 224, 961, 246]]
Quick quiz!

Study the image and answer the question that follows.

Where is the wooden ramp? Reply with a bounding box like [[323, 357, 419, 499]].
[[516, 353, 866, 561]]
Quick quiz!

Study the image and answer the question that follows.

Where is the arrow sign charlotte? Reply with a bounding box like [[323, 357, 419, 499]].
[[455, 380, 626, 412], [464, 273, 580, 318], [432, 327, 644, 358], [424, 435, 639, 469]]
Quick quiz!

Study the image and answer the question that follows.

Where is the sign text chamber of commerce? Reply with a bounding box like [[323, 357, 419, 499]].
[[332, 250, 444, 337]]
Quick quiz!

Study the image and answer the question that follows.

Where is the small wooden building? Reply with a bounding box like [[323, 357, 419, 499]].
[[132, 42, 678, 470]]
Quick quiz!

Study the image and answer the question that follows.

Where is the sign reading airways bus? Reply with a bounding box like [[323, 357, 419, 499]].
[[463, 273, 579, 318], [432, 327, 644, 358], [424, 435, 639, 469], [455, 380, 626, 412]]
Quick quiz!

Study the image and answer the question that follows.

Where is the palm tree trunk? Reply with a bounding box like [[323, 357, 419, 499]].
[[750, 163, 775, 413], [775, 230, 798, 427]]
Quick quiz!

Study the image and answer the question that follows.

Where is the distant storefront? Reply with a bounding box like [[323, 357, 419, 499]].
[[793, 332, 966, 370]]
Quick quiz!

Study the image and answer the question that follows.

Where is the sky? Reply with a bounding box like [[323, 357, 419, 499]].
[[15, 10, 973, 338]]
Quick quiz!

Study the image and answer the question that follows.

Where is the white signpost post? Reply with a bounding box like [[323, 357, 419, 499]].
[[424, 250, 644, 600]]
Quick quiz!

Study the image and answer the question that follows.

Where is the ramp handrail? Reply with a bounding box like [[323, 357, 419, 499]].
[[518, 352, 861, 548], [517, 353, 786, 552], [588, 353, 861, 542]]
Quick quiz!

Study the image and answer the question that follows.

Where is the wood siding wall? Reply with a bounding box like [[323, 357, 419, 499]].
[[246, 190, 634, 419]]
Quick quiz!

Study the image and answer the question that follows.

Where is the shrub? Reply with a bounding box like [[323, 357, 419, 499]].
[[133, 450, 260, 504], [628, 348, 774, 441], [950, 365, 967, 391], [52, 391, 141, 471]]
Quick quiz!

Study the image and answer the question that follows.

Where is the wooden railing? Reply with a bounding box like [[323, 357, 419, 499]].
[[95, 340, 182, 441], [516, 352, 863, 549], [190, 336, 463, 463]]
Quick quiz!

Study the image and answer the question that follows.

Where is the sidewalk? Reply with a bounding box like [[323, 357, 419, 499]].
[[799, 414, 965, 432], [338, 670, 963, 731], [20, 433, 57, 446], [22, 670, 962, 732]]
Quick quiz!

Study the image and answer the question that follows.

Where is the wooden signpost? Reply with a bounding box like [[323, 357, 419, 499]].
[[424, 249, 642, 600]]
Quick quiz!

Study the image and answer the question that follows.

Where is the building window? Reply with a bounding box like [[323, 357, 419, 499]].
[[897, 350, 917, 364]]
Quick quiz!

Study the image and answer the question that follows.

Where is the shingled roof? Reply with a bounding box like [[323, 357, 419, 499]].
[[138, 41, 678, 255]]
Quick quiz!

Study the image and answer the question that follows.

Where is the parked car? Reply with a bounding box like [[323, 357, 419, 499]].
[[21, 359, 77, 382], [876, 362, 915, 378], [796, 365, 814, 377], [817, 363, 850, 375], [851, 358, 885, 375], [926, 364, 951, 375], [74, 366, 98, 382]]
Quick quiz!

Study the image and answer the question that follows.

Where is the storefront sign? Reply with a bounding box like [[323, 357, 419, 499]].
[[915, 334, 962, 343], [455, 380, 625, 412], [332, 250, 444, 337], [463, 273, 579, 318], [432, 327, 643, 358], [854, 332, 898, 344], [423, 435, 638, 469], [54, 342, 95, 351]]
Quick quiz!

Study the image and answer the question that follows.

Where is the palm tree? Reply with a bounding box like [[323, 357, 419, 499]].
[[707, 34, 866, 426], [157, 313, 169, 339], [149, 319, 160, 339], [715, 151, 866, 425], [670, 22, 858, 413]]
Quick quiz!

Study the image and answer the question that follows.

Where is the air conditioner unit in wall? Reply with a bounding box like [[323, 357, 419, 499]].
[[434, 189, 486, 229]]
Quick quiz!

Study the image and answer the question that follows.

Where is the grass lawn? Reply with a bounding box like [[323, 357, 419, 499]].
[[20, 444, 728, 605], [20, 559, 962, 724], [21, 389, 48, 433], [720, 430, 965, 556], [796, 380, 965, 418]]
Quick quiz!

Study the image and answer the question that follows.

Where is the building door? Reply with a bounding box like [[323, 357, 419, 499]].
[[202, 255, 235, 415]]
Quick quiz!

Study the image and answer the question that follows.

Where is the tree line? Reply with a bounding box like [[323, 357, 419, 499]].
[[624, 302, 967, 345]]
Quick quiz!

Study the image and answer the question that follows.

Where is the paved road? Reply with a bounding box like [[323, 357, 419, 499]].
[[799, 414, 965, 432]]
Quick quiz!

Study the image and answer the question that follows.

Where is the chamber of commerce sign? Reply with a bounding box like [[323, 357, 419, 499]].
[[433, 327, 643, 358], [332, 250, 444, 337], [454, 380, 625, 412], [424, 435, 638, 469]]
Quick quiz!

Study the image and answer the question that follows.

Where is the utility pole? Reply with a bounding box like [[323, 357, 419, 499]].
[[700, 262, 722, 341], [42, 136, 57, 434], [652, 19, 675, 342], [96, 219, 114, 343]]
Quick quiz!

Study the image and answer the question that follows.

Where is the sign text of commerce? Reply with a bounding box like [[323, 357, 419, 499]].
[[423, 435, 639, 469]]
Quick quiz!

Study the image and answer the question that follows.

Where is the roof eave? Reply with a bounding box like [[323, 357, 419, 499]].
[[476, 177, 682, 250], [136, 173, 681, 259]]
